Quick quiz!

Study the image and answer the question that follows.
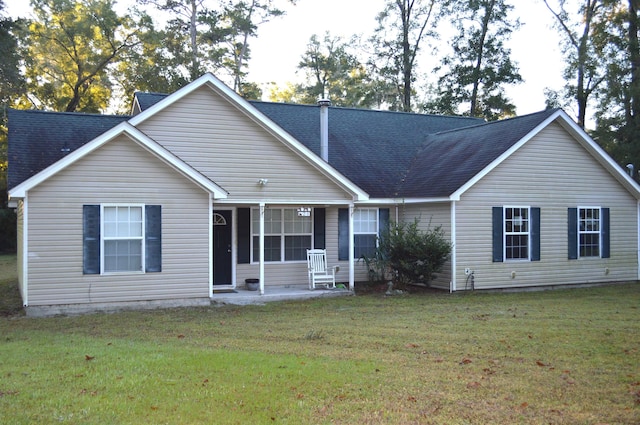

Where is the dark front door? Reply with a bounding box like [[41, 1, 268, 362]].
[[213, 210, 232, 285]]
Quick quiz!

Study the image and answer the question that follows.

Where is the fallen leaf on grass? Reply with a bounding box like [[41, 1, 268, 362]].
[[460, 357, 473, 365], [536, 360, 547, 367], [177, 334, 185, 339], [85, 355, 94, 361], [466, 381, 481, 389], [405, 343, 420, 348], [520, 402, 529, 408]]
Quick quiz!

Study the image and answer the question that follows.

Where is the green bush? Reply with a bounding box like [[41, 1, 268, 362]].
[[364, 219, 452, 288], [0, 209, 17, 254]]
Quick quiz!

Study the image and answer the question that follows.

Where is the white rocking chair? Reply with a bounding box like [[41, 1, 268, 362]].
[[306, 249, 339, 290]]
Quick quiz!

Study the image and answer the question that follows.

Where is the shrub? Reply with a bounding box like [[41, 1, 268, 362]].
[[0, 209, 16, 254], [364, 219, 452, 288]]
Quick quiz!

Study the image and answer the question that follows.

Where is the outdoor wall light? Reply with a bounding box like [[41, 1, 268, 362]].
[[257, 178, 268, 186]]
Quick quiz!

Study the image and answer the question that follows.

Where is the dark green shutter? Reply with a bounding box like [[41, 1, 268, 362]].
[[83, 205, 101, 274], [601, 207, 610, 258], [237, 208, 251, 264], [492, 207, 503, 262], [379, 208, 390, 234], [338, 208, 349, 261], [531, 207, 540, 261], [568, 208, 578, 260], [313, 208, 326, 249], [145, 205, 162, 273]]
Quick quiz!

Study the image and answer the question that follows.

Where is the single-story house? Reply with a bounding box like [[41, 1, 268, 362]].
[[8, 73, 640, 315]]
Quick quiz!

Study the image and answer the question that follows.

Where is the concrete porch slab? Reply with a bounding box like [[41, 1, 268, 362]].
[[211, 285, 353, 305]]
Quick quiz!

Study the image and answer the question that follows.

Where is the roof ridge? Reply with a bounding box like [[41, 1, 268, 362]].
[[431, 108, 561, 136], [250, 100, 484, 120], [9, 108, 130, 119]]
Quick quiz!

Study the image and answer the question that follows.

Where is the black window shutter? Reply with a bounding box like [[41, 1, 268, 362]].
[[237, 208, 251, 264], [492, 207, 503, 262], [338, 208, 349, 261], [568, 208, 578, 260], [531, 207, 541, 261], [601, 207, 610, 258], [379, 208, 390, 234], [83, 205, 101, 274], [145, 205, 162, 273], [313, 208, 326, 249]]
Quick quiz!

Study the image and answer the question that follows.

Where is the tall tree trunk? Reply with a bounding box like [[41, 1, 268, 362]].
[[470, 0, 495, 117], [189, 0, 199, 81]]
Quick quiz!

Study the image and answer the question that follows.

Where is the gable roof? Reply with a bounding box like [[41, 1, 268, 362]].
[[7, 109, 129, 190], [400, 108, 560, 198], [9, 119, 228, 199], [9, 74, 640, 202], [129, 73, 370, 201], [132, 91, 484, 198]]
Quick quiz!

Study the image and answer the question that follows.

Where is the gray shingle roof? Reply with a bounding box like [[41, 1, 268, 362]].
[[7, 91, 561, 200], [7, 109, 129, 189], [399, 108, 560, 197]]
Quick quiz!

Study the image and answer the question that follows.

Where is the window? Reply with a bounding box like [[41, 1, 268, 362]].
[[579, 207, 600, 257], [492, 206, 540, 262], [82, 204, 161, 275], [504, 207, 529, 260], [353, 208, 379, 259], [568, 207, 609, 260], [251, 208, 312, 262], [103, 206, 144, 272], [338, 208, 389, 260]]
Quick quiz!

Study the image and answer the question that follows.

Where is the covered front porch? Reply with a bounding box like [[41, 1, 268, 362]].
[[211, 284, 352, 305]]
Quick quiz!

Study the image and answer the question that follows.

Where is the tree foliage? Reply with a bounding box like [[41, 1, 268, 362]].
[[369, 0, 447, 112], [425, 0, 522, 120], [590, 0, 640, 172], [22, 0, 140, 112], [543, 0, 606, 128], [273, 32, 376, 107]]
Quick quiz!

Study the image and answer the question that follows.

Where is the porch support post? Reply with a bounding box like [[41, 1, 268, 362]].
[[259, 202, 265, 295], [349, 203, 355, 291], [450, 200, 457, 293], [208, 195, 213, 297]]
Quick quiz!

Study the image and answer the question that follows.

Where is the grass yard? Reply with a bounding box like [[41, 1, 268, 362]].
[[0, 254, 639, 424]]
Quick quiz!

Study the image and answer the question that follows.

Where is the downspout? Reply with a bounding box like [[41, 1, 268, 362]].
[[318, 99, 331, 162], [637, 201, 640, 280], [450, 200, 457, 293], [259, 202, 265, 295]]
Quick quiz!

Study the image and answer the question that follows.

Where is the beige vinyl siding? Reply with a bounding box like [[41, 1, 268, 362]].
[[138, 86, 354, 202], [25, 136, 211, 306], [455, 122, 638, 289], [399, 202, 453, 289]]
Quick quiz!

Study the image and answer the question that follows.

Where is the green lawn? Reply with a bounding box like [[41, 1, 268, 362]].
[[0, 254, 639, 424]]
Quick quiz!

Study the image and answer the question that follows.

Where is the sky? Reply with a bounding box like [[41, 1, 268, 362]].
[[6, 0, 566, 117]]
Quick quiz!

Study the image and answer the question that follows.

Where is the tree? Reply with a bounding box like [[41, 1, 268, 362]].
[[425, 0, 522, 120], [139, 0, 292, 96], [369, 0, 447, 112], [590, 1, 640, 172], [291, 33, 375, 107], [22, 0, 140, 112], [543, 0, 606, 128]]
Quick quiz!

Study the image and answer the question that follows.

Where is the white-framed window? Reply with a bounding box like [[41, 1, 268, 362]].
[[102, 205, 144, 273], [578, 207, 600, 258], [504, 206, 529, 260], [353, 208, 379, 259], [251, 208, 313, 262]]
